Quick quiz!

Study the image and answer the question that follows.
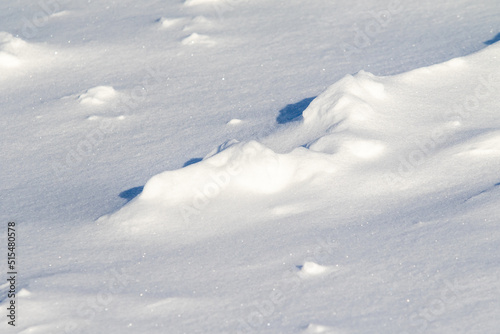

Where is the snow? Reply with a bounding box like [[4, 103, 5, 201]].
[[1, 0, 500, 333], [297, 262, 334, 278], [181, 32, 216, 46], [78, 86, 117, 106]]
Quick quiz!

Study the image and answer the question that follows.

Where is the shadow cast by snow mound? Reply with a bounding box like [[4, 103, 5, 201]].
[[183, 157, 203, 167], [277, 97, 315, 124], [484, 33, 500, 45], [119, 186, 144, 201]]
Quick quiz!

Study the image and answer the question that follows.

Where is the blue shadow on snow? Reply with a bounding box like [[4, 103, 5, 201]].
[[119, 186, 144, 201], [276, 97, 315, 124], [484, 33, 500, 45], [183, 157, 203, 167]]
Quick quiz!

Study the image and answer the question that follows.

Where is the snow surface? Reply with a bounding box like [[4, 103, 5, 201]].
[[1, 0, 500, 333]]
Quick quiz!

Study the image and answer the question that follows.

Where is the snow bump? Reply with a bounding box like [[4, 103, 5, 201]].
[[157, 17, 186, 29], [227, 118, 242, 125], [78, 86, 117, 105], [297, 261, 333, 278], [0, 32, 26, 68], [303, 323, 342, 333], [181, 33, 215, 46]]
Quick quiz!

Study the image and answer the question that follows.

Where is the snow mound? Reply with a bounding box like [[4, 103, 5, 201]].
[[227, 118, 242, 125], [181, 33, 215, 46], [50, 10, 71, 18], [303, 323, 342, 333], [101, 140, 335, 230], [78, 86, 117, 105], [274, 44, 500, 168], [297, 262, 334, 278], [303, 71, 385, 126], [140, 140, 334, 201], [267, 70, 392, 160], [0, 32, 26, 68], [157, 17, 186, 29], [87, 114, 125, 121], [300, 71, 393, 160], [18, 288, 31, 297]]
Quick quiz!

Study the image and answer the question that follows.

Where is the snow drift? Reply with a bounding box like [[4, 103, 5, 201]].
[[101, 42, 500, 234]]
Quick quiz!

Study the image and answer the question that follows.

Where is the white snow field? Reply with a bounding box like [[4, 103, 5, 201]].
[[1, 0, 500, 333]]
